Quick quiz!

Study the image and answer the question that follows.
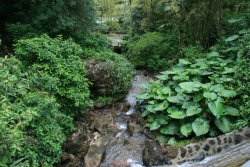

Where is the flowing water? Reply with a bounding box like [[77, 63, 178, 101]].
[[99, 70, 152, 167]]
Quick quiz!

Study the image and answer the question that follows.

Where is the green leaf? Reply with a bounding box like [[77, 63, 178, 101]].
[[218, 89, 237, 98], [167, 137, 176, 145], [203, 92, 217, 100], [186, 106, 202, 117], [179, 59, 191, 65], [160, 123, 178, 135], [167, 95, 184, 104], [142, 110, 150, 117], [225, 35, 239, 42], [136, 93, 150, 100], [161, 87, 171, 95], [179, 82, 201, 92], [168, 110, 186, 119], [180, 123, 192, 137], [153, 100, 169, 111], [156, 74, 168, 80], [208, 98, 224, 119], [155, 115, 168, 125], [207, 51, 219, 57], [223, 106, 239, 116], [150, 121, 161, 130], [192, 118, 210, 136], [214, 116, 232, 133]]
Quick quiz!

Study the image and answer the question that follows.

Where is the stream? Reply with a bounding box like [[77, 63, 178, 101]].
[[99, 70, 152, 167]]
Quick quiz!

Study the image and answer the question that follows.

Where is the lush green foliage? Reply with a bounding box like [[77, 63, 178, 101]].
[[127, 32, 178, 71], [0, 0, 95, 45], [78, 33, 112, 51], [137, 50, 240, 141], [14, 35, 91, 115], [0, 57, 73, 166], [218, 29, 250, 128]]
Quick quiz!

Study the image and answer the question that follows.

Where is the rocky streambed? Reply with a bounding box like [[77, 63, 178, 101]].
[[57, 70, 153, 167]]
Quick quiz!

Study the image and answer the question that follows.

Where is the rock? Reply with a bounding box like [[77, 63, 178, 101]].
[[143, 140, 168, 166], [93, 113, 116, 134], [85, 60, 113, 96], [127, 122, 143, 136], [114, 103, 131, 112], [84, 136, 107, 167], [63, 122, 90, 154], [60, 152, 75, 164], [110, 160, 129, 167]]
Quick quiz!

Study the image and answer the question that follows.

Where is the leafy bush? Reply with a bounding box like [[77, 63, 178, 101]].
[[77, 33, 112, 51], [127, 32, 178, 71], [0, 57, 73, 166], [217, 29, 250, 128], [82, 49, 134, 100], [5, 23, 41, 43], [14, 35, 91, 115], [137, 51, 240, 141]]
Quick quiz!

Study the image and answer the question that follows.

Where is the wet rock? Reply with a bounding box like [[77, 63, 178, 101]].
[[143, 140, 166, 166], [85, 60, 113, 96], [84, 136, 107, 167], [114, 102, 131, 112], [127, 122, 143, 136], [93, 113, 115, 134], [64, 123, 90, 154], [60, 152, 75, 164], [110, 160, 129, 167]]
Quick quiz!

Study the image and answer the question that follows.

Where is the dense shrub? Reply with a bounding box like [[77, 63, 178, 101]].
[[137, 51, 240, 142], [0, 57, 73, 166], [5, 23, 41, 43], [217, 29, 250, 128], [14, 35, 91, 115], [77, 33, 112, 51], [126, 32, 178, 71], [82, 49, 134, 100]]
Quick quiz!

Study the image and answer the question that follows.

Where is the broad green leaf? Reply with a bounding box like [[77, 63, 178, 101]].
[[156, 135, 169, 143], [192, 118, 210, 136], [161, 87, 171, 95], [160, 123, 178, 135], [223, 106, 239, 116], [186, 106, 202, 117], [154, 94, 167, 100], [225, 35, 239, 42], [136, 93, 150, 100], [208, 98, 224, 119], [167, 137, 176, 145], [167, 95, 184, 104], [222, 67, 234, 74], [168, 110, 186, 119], [207, 51, 219, 57], [156, 74, 168, 81], [179, 82, 201, 92], [218, 89, 237, 98], [214, 116, 232, 133], [180, 123, 192, 137], [153, 101, 169, 111], [179, 59, 191, 65], [150, 121, 161, 130], [194, 92, 203, 102], [203, 92, 217, 100], [142, 110, 150, 117], [155, 115, 168, 125]]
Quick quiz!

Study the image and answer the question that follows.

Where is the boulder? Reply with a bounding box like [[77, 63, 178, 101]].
[[84, 136, 107, 167], [85, 59, 113, 96], [143, 140, 171, 166]]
